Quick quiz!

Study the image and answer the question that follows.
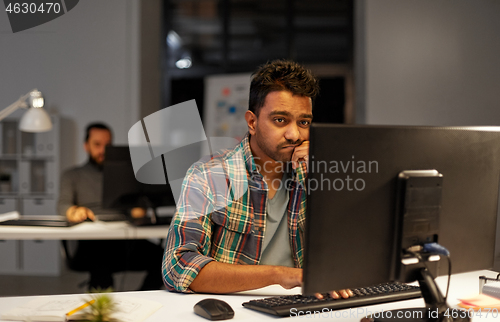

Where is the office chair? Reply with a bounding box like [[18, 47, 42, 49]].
[[61, 240, 90, 289]]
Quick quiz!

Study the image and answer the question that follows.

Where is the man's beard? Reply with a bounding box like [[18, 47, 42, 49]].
[[255, 133, 303, 163], [88, 155, 104, 170]]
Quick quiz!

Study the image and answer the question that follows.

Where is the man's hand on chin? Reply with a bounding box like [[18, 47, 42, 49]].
[[291, 141, 309, 170]]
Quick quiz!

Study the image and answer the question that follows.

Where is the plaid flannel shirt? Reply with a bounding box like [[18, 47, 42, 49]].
[[162, 133, 308, 293]]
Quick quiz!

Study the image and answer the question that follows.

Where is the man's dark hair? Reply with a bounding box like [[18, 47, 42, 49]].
[[85, 122, 112, 142], [249, 60, 320, 116]]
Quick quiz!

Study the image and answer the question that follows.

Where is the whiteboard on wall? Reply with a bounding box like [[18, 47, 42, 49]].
[[203, 73, 252, 143]]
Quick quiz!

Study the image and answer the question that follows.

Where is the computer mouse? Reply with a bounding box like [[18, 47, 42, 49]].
[[193, 298, 235, 320]]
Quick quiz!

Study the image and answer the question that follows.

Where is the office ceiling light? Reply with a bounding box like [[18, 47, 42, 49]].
[[166, 30, 182, 49], [176, 57, 192, 69], [0, 89, 53, 132]]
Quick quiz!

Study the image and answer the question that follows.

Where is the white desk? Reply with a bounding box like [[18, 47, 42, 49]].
[[0, 221, 170, 240], [0, 221, 169, 275], [0, 270, 498, 322]]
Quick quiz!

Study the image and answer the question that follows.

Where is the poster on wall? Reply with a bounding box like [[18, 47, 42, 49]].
[[203, 73, 251, 144]]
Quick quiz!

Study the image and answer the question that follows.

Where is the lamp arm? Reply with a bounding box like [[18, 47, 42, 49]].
[[0, 90, 36, 122]]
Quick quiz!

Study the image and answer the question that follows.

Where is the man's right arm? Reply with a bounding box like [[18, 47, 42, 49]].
[[189, 261, 302, 293], [57, 170, 94, 222], [163, 209, 302, 293], [162, 164, 216, 293]]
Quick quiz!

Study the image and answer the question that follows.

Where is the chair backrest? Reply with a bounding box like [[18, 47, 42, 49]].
[[61, 240, 85, 271]]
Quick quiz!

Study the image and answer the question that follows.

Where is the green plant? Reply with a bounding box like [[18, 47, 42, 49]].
[[80, 288, 117, 322]]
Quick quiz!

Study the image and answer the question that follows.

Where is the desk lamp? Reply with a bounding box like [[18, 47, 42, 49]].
[[0, 89, 52, 132]]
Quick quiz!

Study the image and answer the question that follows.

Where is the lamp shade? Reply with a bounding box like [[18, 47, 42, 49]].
[[19, 107, 52, 132]]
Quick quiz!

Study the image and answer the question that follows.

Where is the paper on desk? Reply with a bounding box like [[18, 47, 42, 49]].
[[106, 296, 163, 322], [458, 293, 500, 310], [1, 295, 163, 322], [0, 211, 20, 222], [1, 297, 85, 322]]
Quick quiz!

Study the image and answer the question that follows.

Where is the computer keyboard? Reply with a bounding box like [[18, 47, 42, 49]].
[[242, 282, 421, 317], [0, 216, 76, 227]]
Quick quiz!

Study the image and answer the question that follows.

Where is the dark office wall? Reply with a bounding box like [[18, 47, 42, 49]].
[[359, 0, 500, 126], [140, 0, 163, 118], [357, 0, 500, 270]]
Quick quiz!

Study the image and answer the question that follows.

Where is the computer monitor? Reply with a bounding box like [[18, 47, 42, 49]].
[[102, 146, 176, 213], [303, 125, 500, 296]]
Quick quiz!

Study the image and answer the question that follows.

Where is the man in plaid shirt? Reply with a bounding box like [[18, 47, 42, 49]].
[[163, 60, 351, 298]]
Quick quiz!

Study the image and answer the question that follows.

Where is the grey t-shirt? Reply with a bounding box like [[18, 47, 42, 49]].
[[259, 172, 294, 267], [57, 161, 123, 219]]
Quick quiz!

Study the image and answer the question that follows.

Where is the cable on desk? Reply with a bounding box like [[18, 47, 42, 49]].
[[407, 243, 452, 301], [423, 243, 452, 300]]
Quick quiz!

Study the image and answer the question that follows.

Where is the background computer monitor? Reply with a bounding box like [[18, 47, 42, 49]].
[[102, 146, 176, 212], [303, 125, 500, 295]]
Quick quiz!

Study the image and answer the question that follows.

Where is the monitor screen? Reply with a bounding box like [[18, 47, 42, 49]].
[[102, 146, 176, 211], [303, 125, 500, 295]]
